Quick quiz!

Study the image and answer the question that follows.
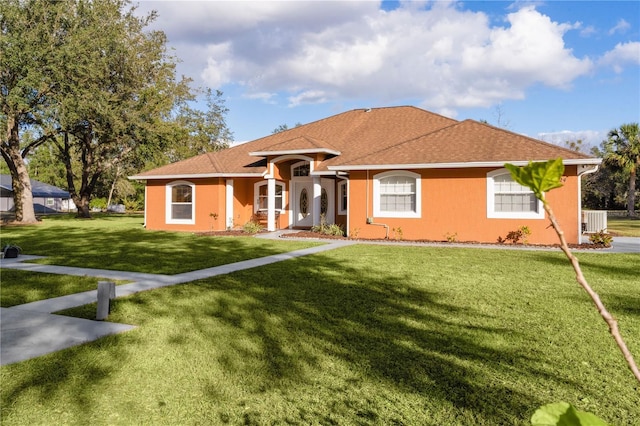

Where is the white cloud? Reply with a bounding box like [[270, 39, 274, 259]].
[[599, 41, 640, 73], [609, 18, 630, 35], [140, 1, 594, 115], [579, 25, 596, 37], [288, 90, 330, 107]]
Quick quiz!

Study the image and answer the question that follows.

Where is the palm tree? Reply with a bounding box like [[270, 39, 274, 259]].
[[606, 123, 640, 217]]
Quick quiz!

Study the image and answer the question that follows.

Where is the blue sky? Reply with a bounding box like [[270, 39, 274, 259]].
[[137, 1, 639, 149]]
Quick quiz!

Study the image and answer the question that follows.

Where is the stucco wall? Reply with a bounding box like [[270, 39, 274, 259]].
[[145, 178, 225, 232], [347, 166, 580, 245]]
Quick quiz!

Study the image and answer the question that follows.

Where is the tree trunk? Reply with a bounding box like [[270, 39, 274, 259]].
[[76, 193, 92, 218], [2, 114, 38, 223], [106, 164, 121, 210], [628, 166, 637, 217]]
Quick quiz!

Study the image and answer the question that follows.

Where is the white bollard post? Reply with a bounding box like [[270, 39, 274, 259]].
[[96, 281, 116, 321]]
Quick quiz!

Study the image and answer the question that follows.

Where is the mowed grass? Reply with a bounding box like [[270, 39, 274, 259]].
[[2, 245, 639, 425], [0, 270, 111, 307], [0, 214, 318, 274], [608, 216, 640, 237]]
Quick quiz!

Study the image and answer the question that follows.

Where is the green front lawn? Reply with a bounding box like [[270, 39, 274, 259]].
[[0, 214, 318, 274], [608, 216, 640, 237], [0, 270, 111, 307], [2, 244, 638, 425]]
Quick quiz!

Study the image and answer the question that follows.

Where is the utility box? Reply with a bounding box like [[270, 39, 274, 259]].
[[96, 281, 116, 321]]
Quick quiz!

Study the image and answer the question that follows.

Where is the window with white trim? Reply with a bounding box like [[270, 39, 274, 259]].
[[373, 171, 421, 218], [166, 181, 195, 224], [338, 180, 348, 215], [487, 169, 544, 219], [292, 162, 310, 177], [255, 181, 285, 212]]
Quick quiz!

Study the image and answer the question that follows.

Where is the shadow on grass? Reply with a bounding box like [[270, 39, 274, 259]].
[[136, 254, 556, 422], [1, 217, 317, 274], [4, 247, 636, 424]]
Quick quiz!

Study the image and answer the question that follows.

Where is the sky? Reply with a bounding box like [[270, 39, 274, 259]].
[[135, 0, 640, 149]]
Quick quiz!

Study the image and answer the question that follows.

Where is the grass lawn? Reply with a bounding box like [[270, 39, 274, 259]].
[[2, 244, 638, 425], [0, 270, 119, 307], [0, 214, 318, 274], [608, 216, 640, 237]]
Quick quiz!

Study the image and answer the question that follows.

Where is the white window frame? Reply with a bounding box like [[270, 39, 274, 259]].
[[486, 169, 544, 219], [166, 180, 195, 225], [373, 171, 421, 218], [254, 180, 285, 213], [338, 180, 348, 215], [291, 161, 311, 177]]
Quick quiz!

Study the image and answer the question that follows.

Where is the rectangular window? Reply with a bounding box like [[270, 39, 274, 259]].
[[46, 198, 55, 207], [169, 184, 194, 222], [493, 175, 538, 213], [380, 176, 416, 212], [258, 183, 283, 210], [487, 170, 544, 219], [338, 181, 348, 215]]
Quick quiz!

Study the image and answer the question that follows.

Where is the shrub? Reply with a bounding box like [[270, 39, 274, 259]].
[[242, 221, 264, 234], [498, 225, 531, 244], [445, 232, 458, 243], [311, 214, 345, 237], [589, 230, 613, 247], [123, 198, 142, 212], [391, 226, 404, 240], [89, 197, 107, 211], [311, 220, 344, 237]]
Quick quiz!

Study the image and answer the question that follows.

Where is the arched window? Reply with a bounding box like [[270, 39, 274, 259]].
[[166, 181, 195, 224], [373, 171, 421, 218], [486, 169, 544, 219]]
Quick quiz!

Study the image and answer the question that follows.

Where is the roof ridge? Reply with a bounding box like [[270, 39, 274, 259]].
[[337, 119, 462, 165]]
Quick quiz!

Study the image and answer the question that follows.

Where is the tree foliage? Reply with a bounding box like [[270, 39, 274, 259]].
[[1, 0, 232, 219], [0, 0, 65, 222], [605, 123, 639, 216]]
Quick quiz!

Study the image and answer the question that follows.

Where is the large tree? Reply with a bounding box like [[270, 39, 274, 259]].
[[2, 0, 225, 219], [49, 0, 192, 217], [606, 123, 639, 217], [0, 1, 65, 222]]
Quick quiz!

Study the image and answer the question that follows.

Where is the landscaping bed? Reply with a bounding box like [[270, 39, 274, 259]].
[[280, 230, 610, 249]]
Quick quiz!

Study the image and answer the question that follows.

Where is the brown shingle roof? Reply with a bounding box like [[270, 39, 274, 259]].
[[333, 119, 594, 168], [132, 106, 597, 178]]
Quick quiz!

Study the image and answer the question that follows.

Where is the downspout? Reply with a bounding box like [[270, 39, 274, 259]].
[[366, 169, 389, 239], [577, 164, 600, 244]]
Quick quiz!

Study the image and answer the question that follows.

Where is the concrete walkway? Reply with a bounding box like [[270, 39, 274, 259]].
[[0, 239, 355, 366]]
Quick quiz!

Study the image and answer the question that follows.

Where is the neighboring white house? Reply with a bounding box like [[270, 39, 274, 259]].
[[0, 174, 75, 214]]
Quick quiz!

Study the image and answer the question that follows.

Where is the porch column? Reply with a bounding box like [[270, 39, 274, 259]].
[[267, 177, 276, 231], [225, 179, 234, 230], [313, 176, 322, 226]]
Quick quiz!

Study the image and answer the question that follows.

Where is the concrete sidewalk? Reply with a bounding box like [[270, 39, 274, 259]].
[[1, 240, 355, 366]]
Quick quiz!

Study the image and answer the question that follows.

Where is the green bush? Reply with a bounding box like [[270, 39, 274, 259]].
[[311, 215, 344, 236], [242, 220, 264, 234], [89, 197, 107, 210], [588, 230, 613, 247]]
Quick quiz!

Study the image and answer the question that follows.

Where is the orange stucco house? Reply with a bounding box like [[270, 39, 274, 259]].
[[130, 106, 601, 245]]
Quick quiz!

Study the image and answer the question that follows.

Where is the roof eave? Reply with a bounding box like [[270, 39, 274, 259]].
[[249, 148, 341, 157], [327, 158, 602, 171], [129, 172, 266, 180]]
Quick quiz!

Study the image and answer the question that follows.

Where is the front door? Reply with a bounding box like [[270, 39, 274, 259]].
[[293, 181, 313, 228]]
